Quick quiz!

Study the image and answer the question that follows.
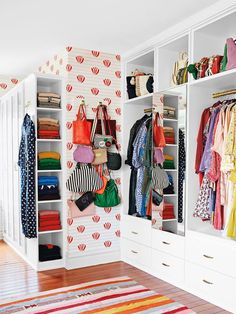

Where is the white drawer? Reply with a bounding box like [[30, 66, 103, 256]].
[[186, 262, 236, 312], [121, 216, 151, 246], [152, 249, 185, 286], [122, 238, 151, 268], [152, 229, 185, 259], [186, 234, 236, 278]]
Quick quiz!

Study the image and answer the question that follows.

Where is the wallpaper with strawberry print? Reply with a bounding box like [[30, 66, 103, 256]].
[[0, 76, 21, 97], [38, 47, 121, 259]]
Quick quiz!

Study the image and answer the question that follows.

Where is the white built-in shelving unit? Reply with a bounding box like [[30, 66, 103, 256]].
[[121, 4, 236, 312]]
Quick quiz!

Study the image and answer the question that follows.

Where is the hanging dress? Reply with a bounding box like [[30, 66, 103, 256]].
[[18, 114, 37, 238]]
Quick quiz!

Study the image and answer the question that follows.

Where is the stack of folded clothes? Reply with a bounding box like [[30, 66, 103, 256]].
[[39, 244, 62, 262], [163, 154, 175, 169], [162, 202, 175, 220], [37, 92, 61, 109], [38, 151, 61, 170], [164, 126, 175, 144], [38, 210, 61, 232], [163, 174, 175, 194], [38, 176, 60, 201], [38, 117, 60, 139]]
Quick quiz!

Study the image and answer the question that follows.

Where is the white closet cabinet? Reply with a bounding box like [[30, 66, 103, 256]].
[[0, 74, 66, 271], [121, 3, 236, 312]]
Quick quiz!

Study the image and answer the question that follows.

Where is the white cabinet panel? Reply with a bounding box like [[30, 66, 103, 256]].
[[122, 238, 151, 268]]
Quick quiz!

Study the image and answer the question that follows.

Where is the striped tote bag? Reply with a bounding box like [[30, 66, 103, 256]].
[[66, 163, 103, 193]]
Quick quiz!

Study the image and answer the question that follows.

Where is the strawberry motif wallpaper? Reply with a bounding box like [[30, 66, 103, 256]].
[[38, 47, 121, 260], [0, 76, 21, 97]]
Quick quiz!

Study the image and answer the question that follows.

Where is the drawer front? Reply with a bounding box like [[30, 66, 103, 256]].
[[186, 235, 236, 278], [121, 216, 151, 246], [122, 238, 151, 268], [152, 229, 185, 259], [186, 262, 236, 312], [152, 249, 185, 286]]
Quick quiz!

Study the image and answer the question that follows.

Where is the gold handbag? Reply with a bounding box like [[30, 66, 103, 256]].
[[92, 148, 108, 165]]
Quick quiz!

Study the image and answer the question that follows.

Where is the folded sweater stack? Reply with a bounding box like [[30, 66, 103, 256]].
[[163, 202, 175, 220], [38, 176, 60, 201], [38, 118, 60, 139], [38, 210, 61, 232], [164, 126, 175, 144], [37, 92, 61, 109], [38, 151, 61, 170], [39, 244, 61, 262], [163, 154, 175, 169]]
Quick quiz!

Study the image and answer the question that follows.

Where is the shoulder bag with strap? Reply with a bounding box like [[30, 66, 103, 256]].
[[72, 101, 92, 145]]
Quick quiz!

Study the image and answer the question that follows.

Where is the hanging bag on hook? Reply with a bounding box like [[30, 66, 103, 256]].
[[72, 101, 92, 145], [153, 112, 166, 148]]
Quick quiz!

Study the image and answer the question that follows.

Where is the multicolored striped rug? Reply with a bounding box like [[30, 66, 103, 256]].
[[0, 276, 194, 313]]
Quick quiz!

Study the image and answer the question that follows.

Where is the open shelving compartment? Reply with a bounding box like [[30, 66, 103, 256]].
[[158, 34, 189, 91]]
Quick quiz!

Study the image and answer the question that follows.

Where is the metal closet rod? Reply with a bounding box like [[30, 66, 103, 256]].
[[212, 89, 236, 99]]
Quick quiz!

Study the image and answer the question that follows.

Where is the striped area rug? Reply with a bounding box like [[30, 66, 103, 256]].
[[0, 276, 195, 313]]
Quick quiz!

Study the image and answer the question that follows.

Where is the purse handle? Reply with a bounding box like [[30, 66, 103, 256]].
[[90, 103, 112, 142], [76, 101, 87, 121], [154, 112, 162, 127]]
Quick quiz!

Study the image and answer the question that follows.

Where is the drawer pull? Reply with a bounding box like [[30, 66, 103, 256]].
[[203, 279, 213, 285], [131, 231, 138, 235], [162, 241, 170, 245], [162, 262, 170, 267], [131, 250, 138, 254], [203, 254, 214, 259]]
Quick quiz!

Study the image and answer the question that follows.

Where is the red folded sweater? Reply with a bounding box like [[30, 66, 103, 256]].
[[39, 220, 61, 227], [39, 225, 61, 232]]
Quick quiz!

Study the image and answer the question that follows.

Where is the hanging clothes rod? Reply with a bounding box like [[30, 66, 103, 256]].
[[212, 89, 236, 99], [144, 108, 153, 113]]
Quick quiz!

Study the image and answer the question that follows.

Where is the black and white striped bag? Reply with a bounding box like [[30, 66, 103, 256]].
[[66, 164, 103, 193]]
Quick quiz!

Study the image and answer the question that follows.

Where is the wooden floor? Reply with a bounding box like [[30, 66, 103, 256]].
[[0, 241, 230, 313]]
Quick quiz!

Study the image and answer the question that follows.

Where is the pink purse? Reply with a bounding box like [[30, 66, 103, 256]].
[[154, 147, 164, 164], [73, 145, 94, 163], [226, 38, 236, 70], [67, 199, 96, 218]]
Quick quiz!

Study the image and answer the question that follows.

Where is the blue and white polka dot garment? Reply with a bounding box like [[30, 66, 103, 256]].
[[18, 114, 37, 238]]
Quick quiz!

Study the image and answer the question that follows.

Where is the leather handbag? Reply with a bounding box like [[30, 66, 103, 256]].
[[72, 102, 92, 145], [153, 112, 166, 148], [135, 75, 154, 96], [171, 52, 188, 86], [152, 189, 163, 206], [67, 199, 96, 218], [226, 38, 236, 70], [73, 145, 94, 163], [66, 163, 103, 193], [95, 165, 108, 194], [95, 179, 120, 207], [75, 191, 95, 211], [107, 144, 122, 170], [91, 104, 113, 148], [92, 148, 108, 165]]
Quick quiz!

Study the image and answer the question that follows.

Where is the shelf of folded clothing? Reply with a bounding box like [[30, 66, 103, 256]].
[[189, 68, 236, 89], [38, 199, 62, 204], [125, 93, 153, 105], [37, 139, 62, 142], [38, 229, 62, 235], [37, 169, 62, 173], [37, 107, 62, 113]]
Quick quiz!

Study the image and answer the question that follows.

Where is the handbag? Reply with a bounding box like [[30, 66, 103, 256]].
[[153, 112, 166, 147], [152, 189, 163, 206], [75, 191, 95, 211], [92, 148, 108, 165], [126, 76, 136, 99], [95, 179, 120, 207], [66, 163, 103, 193], [67, 199, 96, 218], [135, 75, 153, 96], [91, 104, 113, 148], [152, 164, 169, 190], [154, 147, 164, 164], [95, 165, 108, 194], [72, 102, 92, 145], [206, 55, 223, 76], [226, 38, 236, 71], [107, 144, 122, 170], [73, 145, 94, 163], [176, 66, 188, 85], [171, 52, 188, 86]]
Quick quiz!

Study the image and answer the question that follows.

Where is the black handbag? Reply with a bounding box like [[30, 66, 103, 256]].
[[152, 189, 163, 206], [75, 192, 95, 211], [107, 145, 122, 170]]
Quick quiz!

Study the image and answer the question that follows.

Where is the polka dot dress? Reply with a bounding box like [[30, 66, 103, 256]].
[[18, 114, 37, 238], [178, 129, 186, 223]]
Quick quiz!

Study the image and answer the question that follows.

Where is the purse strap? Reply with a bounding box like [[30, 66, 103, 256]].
[[76, 101, 87, 121], [154, 112, 162, 127], [90, 103, 112, 142]]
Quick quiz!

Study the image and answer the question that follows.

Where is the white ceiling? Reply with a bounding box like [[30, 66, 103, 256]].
[[1, 0, 217, 76]]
